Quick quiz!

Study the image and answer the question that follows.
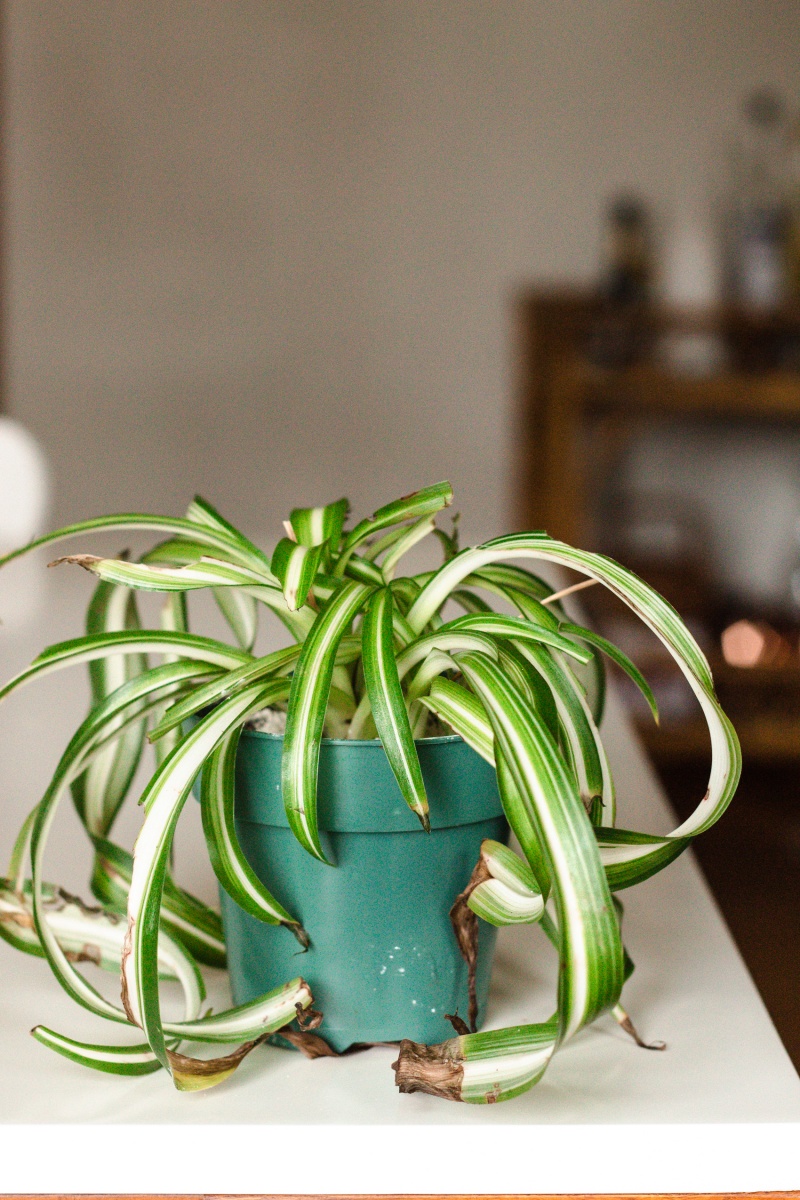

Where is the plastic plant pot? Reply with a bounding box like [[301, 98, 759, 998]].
[[220, 729, 508, 1052]]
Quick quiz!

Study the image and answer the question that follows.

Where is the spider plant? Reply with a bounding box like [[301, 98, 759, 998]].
[[0, 481, 740, 1101]]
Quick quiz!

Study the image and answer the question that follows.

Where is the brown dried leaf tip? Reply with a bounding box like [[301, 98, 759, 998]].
[[617, 1008, 666, 1051], [287, 919, 311, 949], [48, 553, 102, 571], [279, 1028, 339, 1059], [392, 1038, 464, 1102], [168, 1035, 268, 1092], [444, 1011, 471, 1036]]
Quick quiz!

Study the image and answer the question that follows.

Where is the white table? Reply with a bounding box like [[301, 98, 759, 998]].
[[1, 560, 800, 1193]]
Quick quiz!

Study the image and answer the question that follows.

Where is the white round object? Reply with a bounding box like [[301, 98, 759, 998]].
[[0, 416, 50, 552]]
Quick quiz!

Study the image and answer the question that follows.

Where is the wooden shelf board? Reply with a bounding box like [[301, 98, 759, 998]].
[[638, 716, 800, 763], [584, 364, 800, 421]]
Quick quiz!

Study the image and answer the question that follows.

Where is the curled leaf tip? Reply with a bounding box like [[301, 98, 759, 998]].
[[294, 1000, 323, 1031], [615, 1007, 666, 1051]]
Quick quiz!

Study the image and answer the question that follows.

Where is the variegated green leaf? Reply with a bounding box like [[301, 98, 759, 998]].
[[513, 640, 608, 818], [339, 481, 453, 558], [151, 594, 191, 772], [282, 580, 372, 860], [494, 749, 551, 900], [466, 839, 545, 926], [201, 724, 308, 943], [0, 630, 249, 704], [289, 496, 349, 549], [90, 835, 226, 968], [122, 682, 292, 1080], [340, 553, 386, 586], [361, 588, 428, 829], [347, 629, 495, 739], [407, 532, 741, 883], [436, 612, 592, 663], [213, 586, 259, 652], [468, 878, 544, 927], [381, 515, 436, 580], [166, 975, 313, 1044], [457, 652, 623, 1043], [71, 576, 148, 838], [419, 677, 495, 765], [31, 1026, 166, 1076], [271, 538, 327, 610], [559, 621, 658, 724], [363, 522, 414, 562], [52, 553, 271, 592], [149, 647, 297, 742], [0, 511, 269, 573]]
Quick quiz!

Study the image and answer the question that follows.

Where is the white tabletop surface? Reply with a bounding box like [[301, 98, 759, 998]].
[[1, 557, 800, 1192]]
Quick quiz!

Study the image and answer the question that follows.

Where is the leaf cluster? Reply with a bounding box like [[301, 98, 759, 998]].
[[0, 482, 740, 1101]]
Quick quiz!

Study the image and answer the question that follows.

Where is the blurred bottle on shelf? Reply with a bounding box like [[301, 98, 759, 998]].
[[586, 193, 653, 367], [786, 117, 800, 305], [724, 89, 788, 314], [602, 195, 652, 305]]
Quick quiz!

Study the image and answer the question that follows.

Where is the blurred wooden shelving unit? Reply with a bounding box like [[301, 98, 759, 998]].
[[514, 288, 800, 765]]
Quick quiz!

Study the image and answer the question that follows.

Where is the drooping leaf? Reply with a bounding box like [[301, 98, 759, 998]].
[[31, 1026, 166, 1076], [407, 532, 741, 884], [201, 725, 308, 944], [122, 683, 305, 1084]]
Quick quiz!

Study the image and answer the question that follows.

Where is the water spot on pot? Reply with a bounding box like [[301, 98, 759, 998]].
[[379, 965, 387, 975], [398, 967, 406, 974], [411, 999, 417, 1006]]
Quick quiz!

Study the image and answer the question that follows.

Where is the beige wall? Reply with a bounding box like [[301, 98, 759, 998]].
[[6, 1, 800, 586]]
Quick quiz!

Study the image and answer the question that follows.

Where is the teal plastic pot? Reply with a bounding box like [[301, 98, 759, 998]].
[[220, 731, 508, 1052]]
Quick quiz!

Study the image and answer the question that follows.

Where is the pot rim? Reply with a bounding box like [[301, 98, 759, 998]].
[[240, 728, 464, 748]]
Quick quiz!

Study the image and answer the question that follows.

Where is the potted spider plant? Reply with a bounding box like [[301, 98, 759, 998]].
[[0, 481, 740, 1102]]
